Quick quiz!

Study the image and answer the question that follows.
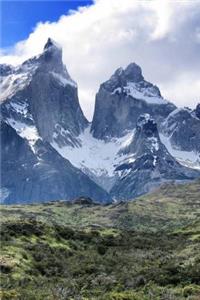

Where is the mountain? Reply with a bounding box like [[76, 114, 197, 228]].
[[1, 39, 200, 204], [1, 38, 88, 148], [0, 121, 111, 204], [0, 39, 110, 204], [110, 114, 200, 200], [160, 105, 200, 169], [91, 63, 176, 139]]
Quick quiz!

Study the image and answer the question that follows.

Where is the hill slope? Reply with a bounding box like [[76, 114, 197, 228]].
[[1, 181, 200, 299]]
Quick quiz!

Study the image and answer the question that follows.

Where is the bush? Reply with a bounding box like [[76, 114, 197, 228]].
[[97, 244, 107, 255], [183, 285, 200, 297]]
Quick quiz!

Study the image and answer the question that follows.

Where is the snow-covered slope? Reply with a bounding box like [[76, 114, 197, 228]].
[[1, 39, 199, 203], [52, 125, 135, 191], [160, 105, 200, 170], [1, 38, 88, 148], [110, 114, 200, 200], [0, 39, 111, 204], [112, 81, 168, 105], [160, 134, 200, 170]]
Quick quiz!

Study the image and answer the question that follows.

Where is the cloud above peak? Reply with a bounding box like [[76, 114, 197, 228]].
[[1, 0, 200, 119]]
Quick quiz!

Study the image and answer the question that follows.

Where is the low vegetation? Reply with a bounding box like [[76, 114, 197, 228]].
[[0, 181, 200, 299]]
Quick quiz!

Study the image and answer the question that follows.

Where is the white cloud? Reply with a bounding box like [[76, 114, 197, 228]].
[[1, 0, 200, 119], [159, 73, 200, 108]]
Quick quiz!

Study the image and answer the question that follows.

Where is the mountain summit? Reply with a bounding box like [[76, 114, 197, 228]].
[[111, 114, 200, 200], [91, 63, 175, 139], [0, 39, 110, 204], [0, 39, 200, 204]]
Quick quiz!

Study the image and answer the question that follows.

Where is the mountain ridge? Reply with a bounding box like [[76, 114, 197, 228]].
[[1, 38, 200, 204]]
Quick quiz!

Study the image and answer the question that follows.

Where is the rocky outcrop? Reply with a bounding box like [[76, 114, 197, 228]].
[[0, 121, 111, 204], [91, 63, 176, 139], [0, 39, 111, 204], [1, 39, 199, 204], [1, 38, 88, 148], [110, 114, 200, 200], [161, 107, 200, 153]]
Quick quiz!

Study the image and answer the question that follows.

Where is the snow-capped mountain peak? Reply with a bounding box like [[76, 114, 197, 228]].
[[1, 39, 200, 204], [43, 37, 61, 51], [1, 38, 88, 151], [110, 114, 200, 200], [52, 125, 135, 191], [91, 63, 176, 139]]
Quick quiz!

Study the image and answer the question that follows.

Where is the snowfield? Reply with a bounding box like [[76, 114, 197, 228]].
[[52, 125, 135, 178]]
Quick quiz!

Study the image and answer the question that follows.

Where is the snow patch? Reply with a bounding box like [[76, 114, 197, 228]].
[[160, 134, 200, 170], [6, 118, 39, 152], [52, 125, 135, 178], [9, 101, 29, 117], [51, 72, 77, 88], [148, 137, 159, 152], [124, 82, 168, 105], [0, 65, 37, 102], [153, 156, 157, 166]]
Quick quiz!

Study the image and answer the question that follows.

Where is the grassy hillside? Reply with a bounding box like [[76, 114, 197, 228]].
[[0, 181, 200, 299]]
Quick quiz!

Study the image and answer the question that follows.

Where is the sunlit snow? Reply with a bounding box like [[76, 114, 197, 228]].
[[6, 118, 39, 152], [52, 125, 135, 178], [112, 81, 168, 105], [160, 134, 200, 170]]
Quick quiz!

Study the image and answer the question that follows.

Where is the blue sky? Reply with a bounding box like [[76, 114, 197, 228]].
[[1, 0, 92, 48]]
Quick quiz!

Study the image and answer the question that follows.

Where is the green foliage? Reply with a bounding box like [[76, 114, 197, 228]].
[[0, 180, 200, 299]]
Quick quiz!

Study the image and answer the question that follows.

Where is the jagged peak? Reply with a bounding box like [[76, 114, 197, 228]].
[[137, 113, 152, 126], [41, 38, 63, 66], [136, 114, 157, 137], [112, 62, 144, 83], [124, 62, 144, 82], [119, 114, 159, 157], [113, 67, 124, 77], [44, 38, 61, 51]]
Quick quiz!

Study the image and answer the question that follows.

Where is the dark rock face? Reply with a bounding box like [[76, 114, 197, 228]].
[[0, 39, 111, 204], [111, 114, 200, 200], [1, 38, 88, 148], [0, 64, 13, 76], [91, 63, 176, 139], [161, 108, 200, 152], [1, 39, 199, 204], [0, 122, 111, 204]]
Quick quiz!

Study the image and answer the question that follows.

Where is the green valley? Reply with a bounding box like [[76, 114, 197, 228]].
[[0, 181, 200, 299]]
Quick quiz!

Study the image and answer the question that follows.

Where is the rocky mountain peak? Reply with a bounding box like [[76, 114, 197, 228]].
[[102, 63, 144, 92], [124, 62, 144, 82], [37, 38, 64, 72], [112, 63, 144, 83], [91, 63, 175, 139], [120, 114, 160, 157], [111, 114, 200, 201], [136, 114, 157, 137], [161, 107, 200, 153], [44, 38, 60, 50], [1, 39, 88, 150]]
